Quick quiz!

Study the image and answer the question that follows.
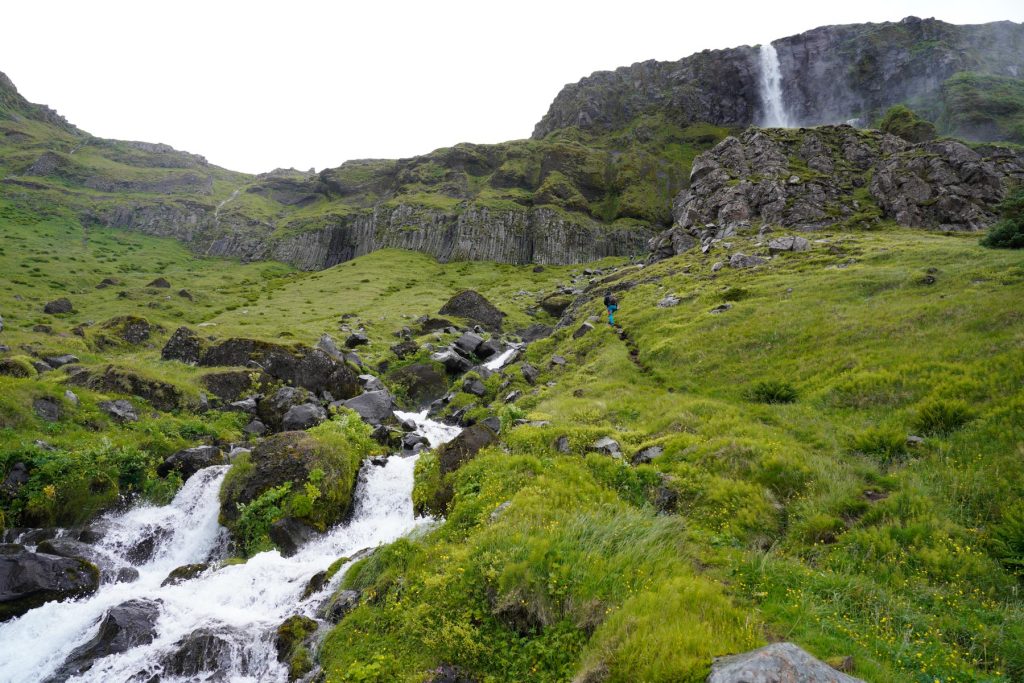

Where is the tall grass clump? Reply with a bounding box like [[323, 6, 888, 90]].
[[744, 380, 798, 404], [913, 398, 974, 436]]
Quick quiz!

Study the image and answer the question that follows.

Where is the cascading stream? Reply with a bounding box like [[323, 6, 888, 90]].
[[0, 413, 461, 683], [758, 43, 794, 128]]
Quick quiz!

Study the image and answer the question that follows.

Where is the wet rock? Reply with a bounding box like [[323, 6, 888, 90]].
[[43, 298, 73, 314], [339, 390, 395, 425], [282, 403, 328, 431], [402, 433, 430, 451], [161, 326, 203, 364], [439, 290, 506, 331], [708, 642, 865, 682], [45, 598, 161, 681], [146, 277, 171, 288], [475, 339, 502, 360], [114, 567, 139, 584], [321, 589, 361, 623], [632, 445, 663, 465], [0, 545, 99, 621], [157, 446, 226, 481], [161, 563, 210, 587], [269, 518, 318, 558], [438, 423, 498, 475], [32, 397, 61, 422], [161, 627, 243, 678], [35, 538, 104, 569], [125, 529, 171, 565], [43, 354, 79, 368], [98, 399, 138, 423], [588, 436, 622, 458]]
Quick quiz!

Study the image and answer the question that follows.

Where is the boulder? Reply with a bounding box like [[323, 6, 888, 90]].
[[438, 423, 498, 475], [243, 419, 268, 437], [573, 322, 594, 338], [0, 358, 36, 378], [555, 436, 571, 454], [345, 332, 369, 348], [317, 333, 344, 360], [632, 445, 664, 465], [550, 355, 567, 366], [200, 370, 252, 401], [708, 642, 865, 683], [95, 315, 155, 346], [43, 298, 73, 314], [358, 374, 386, 392], [729, 253, 767, 269], [44, 599, 161, 681], [322, 589, 361, 623], [0, 544, 99, 621], [418, 317, 455, 334], [432, 348, 474, 375], [257, 386, 313, 431], [32, 397, 61, 422], [516, 324, 554, 342], [588, 437, 622, 458], [161, 563, 210, 587], [157, 446, 226, 481], [227, 397, 259, 414], [160, 627, 238, 678], [2, 463, 30, 498], [69, 365, 184, 411], [475, 339, 502, 360], [390, 339, 419, 359], [520, 362, 539, 385], [35, 538, 104, 567], [340, 390, 395, 426], [147, 277, 171, 288], [453, 331, 485, 357], [439, 290, 506, 331], [162, 326, 203, 364], [98, 399, 138, 423], [540, 294, 573, 317], [658, 294, 682, 307], [32, 360, 53, 374], [768, 236, 811, 254], [275, 613, 318, 664], [43, 354, 79, 368], [282, 403, 328, 431], [269, 518, 319, 558], [462, 377, 487, 397]]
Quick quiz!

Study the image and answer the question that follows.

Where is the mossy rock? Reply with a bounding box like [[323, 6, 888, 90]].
[[91, 315, 159, 349], [0, 356, 37, 378]]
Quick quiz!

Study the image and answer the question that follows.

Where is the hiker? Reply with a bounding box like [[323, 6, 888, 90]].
[[603, 290, 618, 326]]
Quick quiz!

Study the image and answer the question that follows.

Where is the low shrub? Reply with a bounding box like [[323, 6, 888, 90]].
[[744, 380, 798, 404]]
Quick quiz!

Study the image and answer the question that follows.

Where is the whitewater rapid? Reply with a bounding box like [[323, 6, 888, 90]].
[[0, 413, 459, 682]]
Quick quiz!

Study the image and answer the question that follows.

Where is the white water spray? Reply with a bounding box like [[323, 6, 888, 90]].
[[757, 43, 794, 128], [0, 413, 460, 683]]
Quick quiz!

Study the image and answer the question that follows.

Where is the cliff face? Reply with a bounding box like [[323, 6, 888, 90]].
[[533, 17, 1024, 138]]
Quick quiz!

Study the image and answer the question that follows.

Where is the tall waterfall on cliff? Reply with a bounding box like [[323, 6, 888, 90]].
[[758, 43, 794, 128]]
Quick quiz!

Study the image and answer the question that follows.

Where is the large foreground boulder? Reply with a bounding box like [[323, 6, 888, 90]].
[[439, 290, 506, 331], [708, 642, 865, 683], [0, 544, 100, 621], [45, 599, 161, 681]]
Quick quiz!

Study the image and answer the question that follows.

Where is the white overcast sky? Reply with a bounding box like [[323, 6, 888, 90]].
[[2, 0, 1021, 174]]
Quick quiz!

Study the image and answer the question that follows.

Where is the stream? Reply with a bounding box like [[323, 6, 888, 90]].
[[0, 411, 461, 682]]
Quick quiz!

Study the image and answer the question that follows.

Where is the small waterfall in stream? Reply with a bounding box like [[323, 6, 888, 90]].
[[757, 43, 794, 128], [0, 412, 461, 682]]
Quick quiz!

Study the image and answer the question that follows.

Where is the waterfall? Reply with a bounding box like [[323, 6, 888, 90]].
[[0, 413, 460, 682], [757, 43, 793, 128]]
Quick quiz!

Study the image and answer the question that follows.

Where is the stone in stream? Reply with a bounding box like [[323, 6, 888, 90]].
[[157, 445, 225, 481], [432, 348, 474, 375], [707, 642, 865, 682], [0, 544, 100, 621], [160, 627, 242, 678], [453, 331, 485, 357], [269, 518, 319, 558], [161, 563, 211, 587], [44, 598, 161, 682]]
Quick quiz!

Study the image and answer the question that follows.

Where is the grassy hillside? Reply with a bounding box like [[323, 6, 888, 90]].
[[2, 196, 1023, 681]]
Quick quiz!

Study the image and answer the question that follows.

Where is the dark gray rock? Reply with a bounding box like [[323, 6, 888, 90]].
[[555, 436, 571, 453], [550, 355, 567, 367], [390, 339, 419, 359], [43, 354, 79, 368], [146, 277, 171, 288], [588, 437, 622, 458], [0, 545, 99, 621], [114, 567, 139, 584], [269, 518, 318, 557], [32, 397, 61, 422], [98, 399, 138, 423], [43, 298, 73, 314], [157, 446, 225, 481], [432, 348, 474, 375], [454, 331, 485, 357], [358, 374, 386, 392], [160, 627, 242, 678], [481, 416, 501, 433], [475, 339, 502, 360], [161, 563, 210, 587], [200, 370, 252, 402], [321, 589, 361, 623], [438, 423, 498, 475], [161, 326, 203, 364], [340, 390, 395, 425], [282, 403, 328, 431], [520, 362, 539, 385], [257, 386, 312, 431], [32, 361, 53, 374], [710, 303, 733, 314], [63, 389, 79, 406], [516, 324, 554, 342], [573, 322, 595, 339], [439, 290, 506, 331], [402, 433, 430, 451], [729, 253, 767, 269], [317, 333, 343, 360], [345, 332, 369, 348], [632, 445, 663, 465], [227, 396, 259, 414], [708, 642, 865, 682], [243, 419, 268, 437], [45, 598, 161, 681], [462, 377, 487, 397]]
